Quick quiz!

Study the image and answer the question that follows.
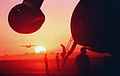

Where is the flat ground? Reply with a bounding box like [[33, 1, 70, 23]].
[[0, 52, 119, 76], [0, 57, 106, 76]]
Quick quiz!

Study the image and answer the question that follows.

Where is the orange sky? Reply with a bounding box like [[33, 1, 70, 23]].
[[0, 0, 80, 56]]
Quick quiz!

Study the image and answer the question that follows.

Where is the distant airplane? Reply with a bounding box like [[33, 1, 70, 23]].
[[20, 43, 37, 48]]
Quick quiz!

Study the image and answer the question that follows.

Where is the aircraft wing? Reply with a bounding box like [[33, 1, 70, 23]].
[[20, 45, 27, 47], [31, 45, 37, 46]]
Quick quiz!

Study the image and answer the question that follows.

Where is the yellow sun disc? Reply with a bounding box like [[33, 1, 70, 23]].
[[35, 46, 46, 53]]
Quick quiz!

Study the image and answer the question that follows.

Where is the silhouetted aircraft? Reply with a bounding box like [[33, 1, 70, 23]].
[[8, 0, 120, 55], [8, 1, 120, 75], [8, 0, 45, 34], [21, 43, 37, 48], [62, 0, 120, 66]]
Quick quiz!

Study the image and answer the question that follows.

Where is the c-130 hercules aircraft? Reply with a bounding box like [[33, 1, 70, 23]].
[[8, 0, 120, 61]]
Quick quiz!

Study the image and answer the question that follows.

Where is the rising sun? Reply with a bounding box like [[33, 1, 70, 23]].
[[35, 46, 46, 53]]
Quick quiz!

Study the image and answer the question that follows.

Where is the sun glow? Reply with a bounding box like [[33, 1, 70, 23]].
[[35, 46, 46, 53]]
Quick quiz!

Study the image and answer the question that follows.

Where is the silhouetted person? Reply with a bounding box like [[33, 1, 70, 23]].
[[60, 44, 66, 59], [104, 56, 111, 76], [75, 47, 90, 76], [56, 53, 60, 71], [44, 53, 49, 76]]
